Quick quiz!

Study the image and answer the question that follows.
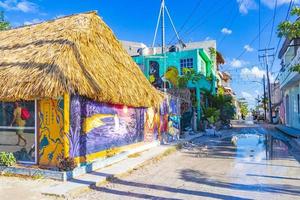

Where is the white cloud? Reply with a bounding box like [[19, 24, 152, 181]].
[[241, 66, 266, 79], [221, 28, 232, 35], [55, 14, 66, 19], [237, 0, 257, 14], [244, 44, 254, 52], [0, 0, 38, 13], [230, 58, 249, 68], [241, 66, 276, 83], [242, 91, 253, 99], [24, 18, 43, 25], [261, 0, 299, 9]]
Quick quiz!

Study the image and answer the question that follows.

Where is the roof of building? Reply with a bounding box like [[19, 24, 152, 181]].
[[221, 72, 231, 81], [120, 40, 147, 56], [0, 11, 163, 107]]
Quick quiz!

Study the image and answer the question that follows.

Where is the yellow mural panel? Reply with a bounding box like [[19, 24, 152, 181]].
[[63, 94, 70, 159], [38, 99, 64, 167]]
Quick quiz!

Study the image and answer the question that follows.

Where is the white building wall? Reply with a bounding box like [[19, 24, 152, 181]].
[[283, 83, 300, 129]]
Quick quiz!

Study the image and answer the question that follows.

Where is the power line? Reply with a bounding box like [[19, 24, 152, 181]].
[[259, 0, 261, 50], [267, 0, 278, 48], [168, 0, 203, 45], [184, 0, 230, 38], [236, 17, 275, 60], [233, 5, 287, 62], [218, 2, 240, 47], [169, 0, 230, 44], [272, 0, 294, 75]]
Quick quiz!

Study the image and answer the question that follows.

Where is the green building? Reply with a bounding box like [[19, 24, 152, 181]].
[[132, 48, 217, 130]]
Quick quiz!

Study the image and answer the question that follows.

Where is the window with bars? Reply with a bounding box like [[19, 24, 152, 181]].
[[180, 58, 194, 74]]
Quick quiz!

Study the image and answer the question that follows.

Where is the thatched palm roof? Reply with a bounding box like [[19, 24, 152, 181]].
[[0, 11, 163, 107]]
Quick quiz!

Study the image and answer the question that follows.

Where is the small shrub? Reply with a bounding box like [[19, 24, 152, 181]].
[[32, 172, 44, 180], [57, 155, 77, 171], [176, 143, 183, 150], [0, 152, 16, 167]]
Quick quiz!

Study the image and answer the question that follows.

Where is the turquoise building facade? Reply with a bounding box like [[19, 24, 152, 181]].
[[133, 48, 217, 129]]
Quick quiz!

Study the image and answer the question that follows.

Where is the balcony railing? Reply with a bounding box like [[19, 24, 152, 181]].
[[278, 48, 300, 88]]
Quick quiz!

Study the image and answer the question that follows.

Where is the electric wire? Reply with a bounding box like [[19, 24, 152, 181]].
[[167, 0, 203, 45], [218, 0, 243, 47], [272, 0, 294, 80], [267, 0, 278, 48]]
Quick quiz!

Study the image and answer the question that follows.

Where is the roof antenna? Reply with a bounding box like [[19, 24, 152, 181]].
[[152, 0, 185, 53]]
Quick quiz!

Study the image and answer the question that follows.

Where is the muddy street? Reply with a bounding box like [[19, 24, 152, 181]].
[[74, 124, 300, 200]]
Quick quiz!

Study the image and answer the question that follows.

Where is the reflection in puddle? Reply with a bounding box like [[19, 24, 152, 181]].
[[232, 132, 292, 162]]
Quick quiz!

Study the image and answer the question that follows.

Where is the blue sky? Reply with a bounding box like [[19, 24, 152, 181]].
[[1, 0, 297, 108]]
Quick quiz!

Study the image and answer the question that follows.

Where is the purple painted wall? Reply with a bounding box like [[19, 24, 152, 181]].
[[68, 95, 145, 158]]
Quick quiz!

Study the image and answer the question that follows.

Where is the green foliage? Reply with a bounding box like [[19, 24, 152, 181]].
[[202, 107, 220, 124], [206, 73, 214, 82], [209, 47, 216, 58], [289, 64, 300, 72], [278, 6, 300, 39], [32, 172, 44, 180], [217, 86, 225, 95], [0, 152, 16, 167], [0, 11, 10, 31], [178, 69, 206, 88], [239, 101, 249, 117], [57, 155, 77, 171], [202, 92, 235, 124]]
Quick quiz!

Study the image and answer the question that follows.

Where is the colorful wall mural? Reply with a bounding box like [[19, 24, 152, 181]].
[[149, 61, 163, 88], [146, 97, 181, 143], [69, 95, 145, 162], [38, 99, 64, 167]]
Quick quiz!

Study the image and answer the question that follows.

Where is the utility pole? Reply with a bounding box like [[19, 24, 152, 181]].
[[152, 0, 183, 51], [161, 0, 165, 54], [263, 75, 267, 121], [259, 48, 274, 124]]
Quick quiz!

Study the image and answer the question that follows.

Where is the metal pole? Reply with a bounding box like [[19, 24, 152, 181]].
[[152, 3, 163, 48], [265, 51, 273, 123], [161, 0, 165, 54], [263, 75, 267, 121], [196, 87, 201, 130]]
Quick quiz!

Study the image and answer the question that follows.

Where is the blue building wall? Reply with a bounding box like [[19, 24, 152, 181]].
[[133, 48, 216, 92], [132, 48, 217, 130]]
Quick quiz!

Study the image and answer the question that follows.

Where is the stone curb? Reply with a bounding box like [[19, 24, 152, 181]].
[[41, 134, 202, 198], [0, 141, 160, 181]]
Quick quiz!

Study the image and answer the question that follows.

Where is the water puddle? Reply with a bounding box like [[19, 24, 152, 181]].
[[231, 130, 295, 163]]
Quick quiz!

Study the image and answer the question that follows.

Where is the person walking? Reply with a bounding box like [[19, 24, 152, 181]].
[[10, 102, 27, 146]]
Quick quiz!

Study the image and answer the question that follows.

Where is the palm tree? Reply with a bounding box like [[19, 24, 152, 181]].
[[0, 11, 10, 31]]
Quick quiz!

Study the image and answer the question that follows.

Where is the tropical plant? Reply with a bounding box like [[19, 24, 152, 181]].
[[239, 101, 249, 117], [177, 69, 206, 89], [278, 6, 300, 72], [0, 152, 16, 167], [202, 106, 220, 125], [202, 91, 235, 125], [0, 11, 10, 31], [216, 51, 225, 67], [217, 86, 225, 95], [278, 6, 300, 39], [209, 47, 225, 69]]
